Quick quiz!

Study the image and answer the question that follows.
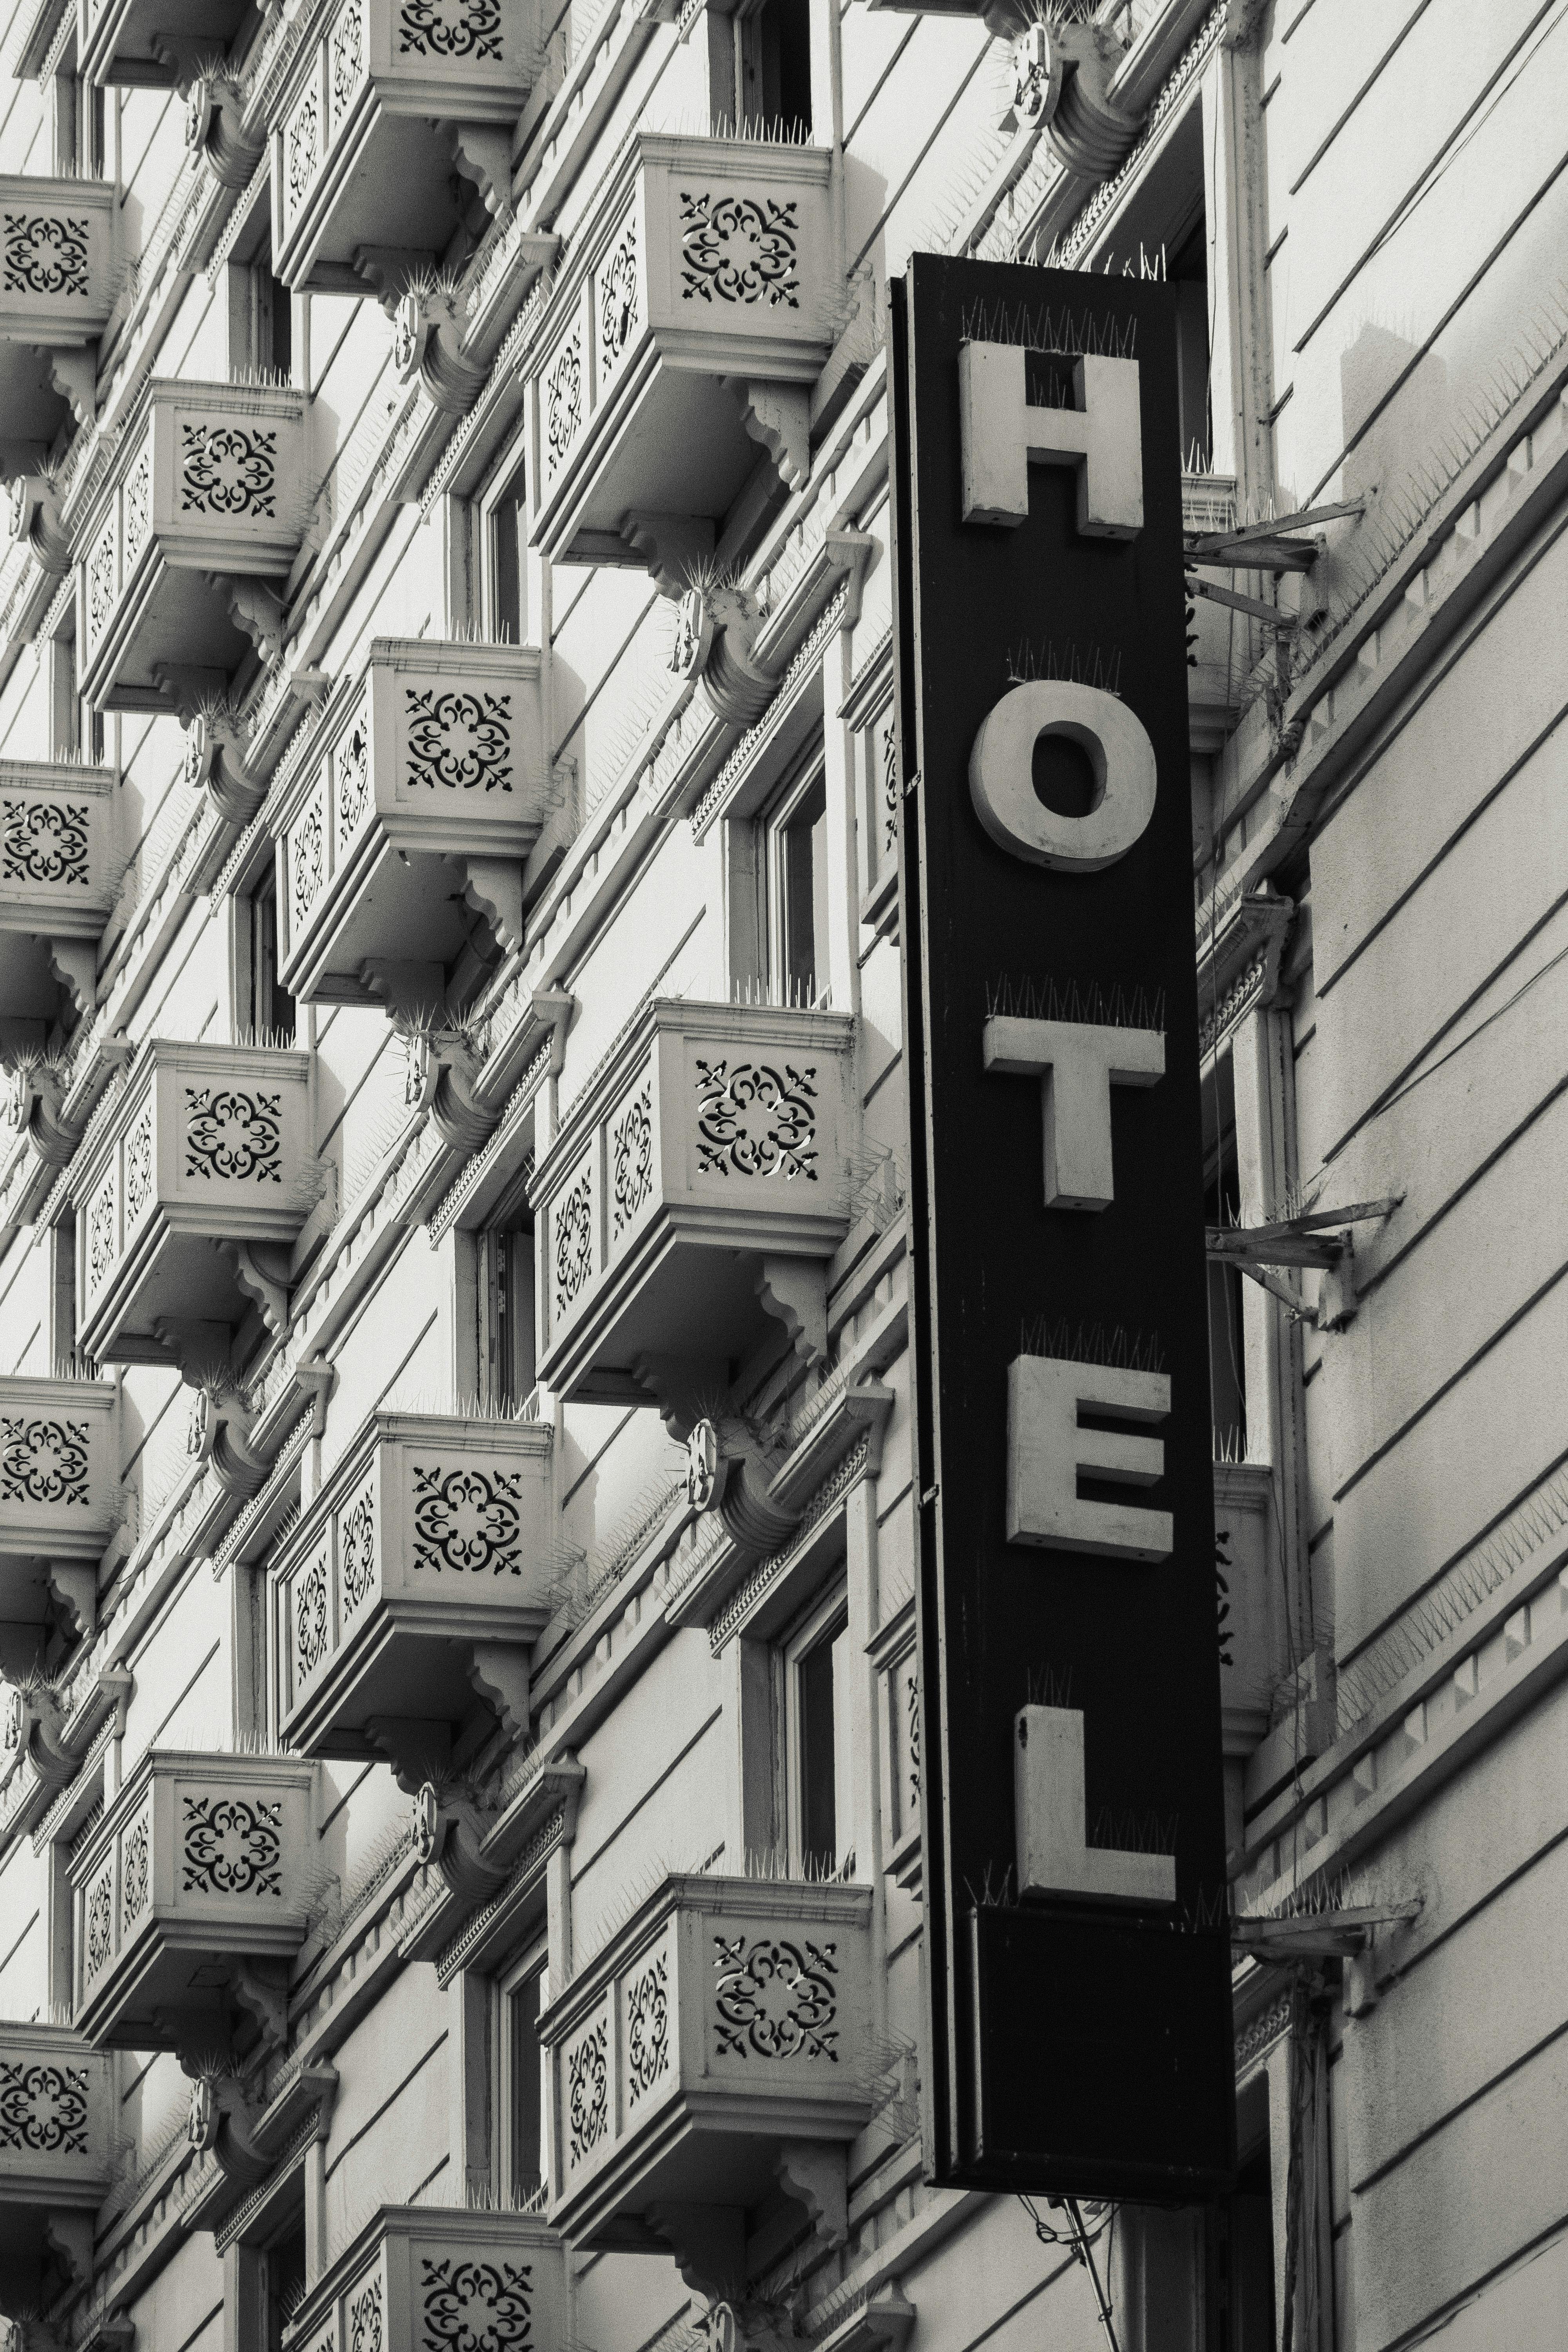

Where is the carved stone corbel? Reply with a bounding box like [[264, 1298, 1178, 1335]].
[[185, 74, 265, 189], [401, 1028, 498, 1154], [186, 1384, 270, 1499], [440, 122, 513, 224], [392, 283, 486, 416], [774, 2141, 848, 2250], [45, 348, 96, 429], [45, 939, 96, 1019], [685, 1413, 796, 1559], [644, 2202, 746, 2302], [410, 1778, 510, 1905], [185, 2067, 272, 2187], [204, 575, 287, 670], [630, 1351, 731, 1446], [5, 1059, 83, 1167], [617, 511, 716, 599], [699, 2301, 801, 2352], [151, 1316, 233, 1386], [670, 584, 779, 728], [467, 1643, 530, 1742], [365, 1717, 453, 1795], [732, 381, 811, 493], [8, 471, 71, 575], [214, 1239, 292, 1337], [45, 1563, 96, 1642], [460, 858, 524, 959], [756, 1257, 826, 1367], [180, 702, 266, 826], [42, 2208, 94, 2291], [1002, 19, 1138, 178]]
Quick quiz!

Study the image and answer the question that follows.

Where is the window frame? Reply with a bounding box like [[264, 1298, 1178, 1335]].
[[494, 1930, 550, 2204], [757, 739, 831, 1009], [780, 1577, 850, 1878]]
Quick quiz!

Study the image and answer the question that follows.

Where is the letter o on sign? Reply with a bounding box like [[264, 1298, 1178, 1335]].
[[969, 680, 1158, 871]]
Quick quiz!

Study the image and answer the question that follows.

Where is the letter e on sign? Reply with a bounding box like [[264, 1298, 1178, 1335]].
[[1007, 1352, 1172, 1562], [970, 680, 1157, 872]]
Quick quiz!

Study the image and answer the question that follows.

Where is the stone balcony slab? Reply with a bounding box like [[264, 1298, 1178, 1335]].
[[529, 134, 835, 580], [0, 1374, 118, 1572], [285, 2204, 565, 2352], [531, 997, 853, 1413], [77, 0, 254, 89], [272, 637, 547, 1002], [271, 0, 535, 290], [0, 2021, 113, 2312], [539, 1871, 873, 2249], [76, 378, 308, 713], [67, 1037, 313, 1369], [69, 1747, 316, 2049]]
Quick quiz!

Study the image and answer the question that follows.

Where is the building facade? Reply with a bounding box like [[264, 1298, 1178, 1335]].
[[0, 2, 1564, 2350]]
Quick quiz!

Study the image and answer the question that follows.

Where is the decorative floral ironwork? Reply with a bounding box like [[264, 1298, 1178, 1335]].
[[123, 447, 152, 570], [286, 85, 319, 214], [0, 798, 91, 889], [905, 1662, 920, 1811], [711, 1931, 839, 2060], [125, 1102, 154, 1226], [544, 331, 583, 481], [86, 1178, 116, 1295], [120, 1810, 151, 1931], [180, 1793, 284, 1895], [625, 1949, 670, 2104], [184, 1086, 283, 1182], [1, 212, 91, 298], [552, 1166, 594, 1318], [598, 218, 639, 387], [693, 1059, 818, 1179], [84, 1862, 113, 1978], [296, 1548, 330, 1680], [179, 422, 278, 517], [330, 0, 365, 125], [0, 1416, 91, 1508], [339, 1484, 376, 1617], [566, 2016, 609, 2166], [419, 2256, 532, 2352], [293, 797, 326, 931], [348, 2272, 383, 2352], [336, 712, 371, 846], [410, 1463, 524, 1574], [86, 523, 116, 646], [679, 191, 799, 307], [0, 2060, 90, 2154], [403, 688, 513, 792], [610, 1081, 654, 1239], [879, 710, 898, 858], [398, 0, 502, 60]]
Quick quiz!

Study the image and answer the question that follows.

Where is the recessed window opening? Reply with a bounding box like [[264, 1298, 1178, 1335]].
[[734, 0, 813, 135], [1203, 1047, 1245, 1459], [1093, 104, 1211, 471], [759, 749, 830, 1007], [783, 1583, 852, 1878]]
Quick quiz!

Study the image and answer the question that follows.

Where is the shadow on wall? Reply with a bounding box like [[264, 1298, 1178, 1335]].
[[1337, 319, 1450, 506]]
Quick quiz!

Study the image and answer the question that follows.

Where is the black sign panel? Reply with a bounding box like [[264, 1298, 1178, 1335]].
[[891, 254, 1234, 2200]]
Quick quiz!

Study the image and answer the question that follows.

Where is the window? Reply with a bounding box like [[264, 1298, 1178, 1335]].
[[497, 1943, 547, 2200], [249, 871, 296, 1043], [261, 2213, 307, 2352], [1229, 2074, 1276, 2350], [760, 753, 829, 1005], [1204, 1049, 1245, 1457], [1092, 102, 1210, 469], [782, 1585, 852, 1877], [255, 260, 293, 381], [479, 1223, 535, 1412], [735, 0, 812, 134], [490, 460, 527, 644]]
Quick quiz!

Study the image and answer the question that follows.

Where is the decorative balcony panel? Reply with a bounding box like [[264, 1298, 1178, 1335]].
[[270, 0, 534, 290], [274, 638, 546, 1002], [69, 1748, 315, 2048], [77, 0, 254, 89], [0, 760, 116, 942], [539, 1873, 873, 2244], [532, 999, 853, 1405], [0, 176, 114, 345], [68, 1038, 313, 1367], [530, 135, 835, 571], [274, 1410, 553, 1759], [76, 379, 307, 712], [285, 2205, 565, 2352], [0, 2022, 113, 2304], [0, 1376, 118, 1563]]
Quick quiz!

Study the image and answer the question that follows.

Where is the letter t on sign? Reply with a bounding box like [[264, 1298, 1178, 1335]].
[[1007, 1353, 1172, 1561], [984, 1015, 1164, 1209], [959, 342, 1143, 535]]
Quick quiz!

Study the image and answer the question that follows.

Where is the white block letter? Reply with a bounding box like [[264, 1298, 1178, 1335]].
[[959, 341, 1143, 537], [1014, 1705, 1176, 1906], [1007, 1353, 1172, 1562], [970, 681, 1157, 871], [984, 1015, 1164, 1209]]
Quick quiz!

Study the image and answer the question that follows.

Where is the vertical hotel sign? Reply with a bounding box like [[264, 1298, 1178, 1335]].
[[891, 256, 1234, 2199]]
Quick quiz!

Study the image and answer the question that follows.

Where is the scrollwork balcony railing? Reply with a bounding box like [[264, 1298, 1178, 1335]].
[[271, 637, 547, 1002], [285, 2204, 565, 2352], [0, 173, 114, 473], [539, 1873, 872, 2247], [0, 1375, 119, 1568], [0, 2021, 113, 2303], [272, 1409, 553, 1766], [76, 377, 307, 713], [529, 134, 835, 583], [270, 0, 535, 292], [67, 1037, 313, 1370], [0, 760, 117, 1009], [77, 0, 256, 91], [530, 998, 853, 1413], [68, 1748, 316, 2048]]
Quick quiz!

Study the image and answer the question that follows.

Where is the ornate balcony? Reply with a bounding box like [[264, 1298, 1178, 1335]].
[[285, 2205, 565, 2352], [0, 2022, 113, 2306], [0, 175, 114, 470], [76, 378, 308, 713], [77, 0, 254, 90], [0, 759, 116, 1007], [0, 1376, 119, 1631], [539, 1873, 872, 2249], [530, 134, 835, 580], [532, 998, 853, 1412], [273, 637, 546, 1003], [270, 0, 534, 291], [68, 1037, 313, 1370], [273, 1409, 552, 1771], [69, 1748, 315, 2050]]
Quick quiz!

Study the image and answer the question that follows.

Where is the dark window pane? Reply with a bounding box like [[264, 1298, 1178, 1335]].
[[510, 1973, 542, 2192], [800, 1634, 837, 1875], [781, 773, 826, 1002], [494, 465, 525, 643]]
